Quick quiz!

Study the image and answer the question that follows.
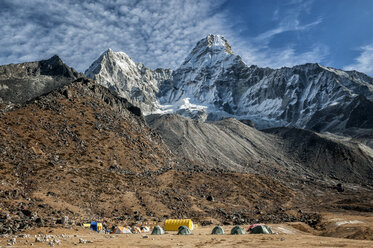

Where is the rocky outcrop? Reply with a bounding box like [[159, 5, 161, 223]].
[[0, 55, 81, 104]]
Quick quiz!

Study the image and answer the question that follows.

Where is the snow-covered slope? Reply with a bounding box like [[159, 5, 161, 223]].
[[158, 34, 373, 130], [85, 49, 172, 113], [85, 35, 373, 132]]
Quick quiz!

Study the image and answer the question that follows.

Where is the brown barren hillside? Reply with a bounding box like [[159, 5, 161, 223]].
[[0, 78, 302, 234]]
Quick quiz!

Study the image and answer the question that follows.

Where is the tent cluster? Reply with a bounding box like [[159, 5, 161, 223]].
[[82, 222, 151, 234], [110, 226, 150, 234], [210, 225, 273, 235], [150, 225, 190, 236], [112, 226, 132, 234], [83, 219, 273, 237]]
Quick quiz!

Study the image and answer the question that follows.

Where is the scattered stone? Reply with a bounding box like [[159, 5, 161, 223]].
[[35, 217, 44, 227], [201, 220, 213, 226], [206, 195, 214, 201], [142, 235, 149, 239], [280, 238, 285, 241], [79, 238, 87, 244], [336, 183, 344, 192], [18, 234, 30, 238], [61, 216, 69, 226], [53, 239, 61, 246], [9, 237, 16, 245], [35, 236, 43, 242]]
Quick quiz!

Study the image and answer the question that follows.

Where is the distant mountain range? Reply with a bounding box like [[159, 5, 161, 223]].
[[85, 34, 373, 133], [1, 34, 372, 133]]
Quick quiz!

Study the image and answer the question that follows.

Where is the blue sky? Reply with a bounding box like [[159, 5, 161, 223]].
[[0, 0, 372, 75]]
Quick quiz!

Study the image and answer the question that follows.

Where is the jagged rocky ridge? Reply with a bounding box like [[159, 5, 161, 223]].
[[86, 34, 373, 132], [0, 55, 81, 104]]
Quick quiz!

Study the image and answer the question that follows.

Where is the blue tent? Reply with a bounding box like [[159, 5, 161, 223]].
[[90, 222, 98, 231]]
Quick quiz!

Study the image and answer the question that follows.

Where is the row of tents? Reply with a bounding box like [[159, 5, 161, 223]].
[[152, 224, 273, 235], [83, 219, 273, 235], [112, 226, 150, 234]]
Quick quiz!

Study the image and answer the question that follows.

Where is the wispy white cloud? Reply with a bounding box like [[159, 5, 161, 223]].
[[254, 18, 322, 44], [0, 0, 326, 72], [232, 0, 326, 68], [344, 45, 373, 75], [236, 43, 328, 68], [251, 0, 321, 47], [0, 0, 231, 71]]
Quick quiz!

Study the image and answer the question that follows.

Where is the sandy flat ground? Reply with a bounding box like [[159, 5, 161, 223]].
[[2, 218, 373, 248]]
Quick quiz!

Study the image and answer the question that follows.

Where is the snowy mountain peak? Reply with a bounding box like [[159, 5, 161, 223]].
[[85, 49, 137, 79], [179, 34, 236, 69], [85, 49, 172, 113], [206, 34, 233, 54]]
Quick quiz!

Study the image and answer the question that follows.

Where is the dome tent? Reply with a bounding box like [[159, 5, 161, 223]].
[[231, 225, 245, 235], [151, 225, 165, 235], [177, 225, 192, 235], [211, 225, 224, 235], [111, 226, 132, 234], [249, 225, 273, 234]]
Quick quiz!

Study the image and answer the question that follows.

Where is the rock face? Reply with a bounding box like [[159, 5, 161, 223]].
[[86, 34, 373, 132], [85, 49, 172, 113], [0, 55, 80, 104], [146, 114, 373, 184]]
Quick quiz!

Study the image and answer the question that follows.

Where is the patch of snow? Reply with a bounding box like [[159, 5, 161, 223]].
[[276, 226, 295, 234], [335, 220, 363, 226], [320, 65, 349, 77], [0, 84, 9, 90], [328, 102, 340, 107]]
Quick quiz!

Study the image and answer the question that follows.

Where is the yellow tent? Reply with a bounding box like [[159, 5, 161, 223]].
[[97, 223, 103, 231], [164, 219, 194, 231], [83, 223, 91, 228]]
